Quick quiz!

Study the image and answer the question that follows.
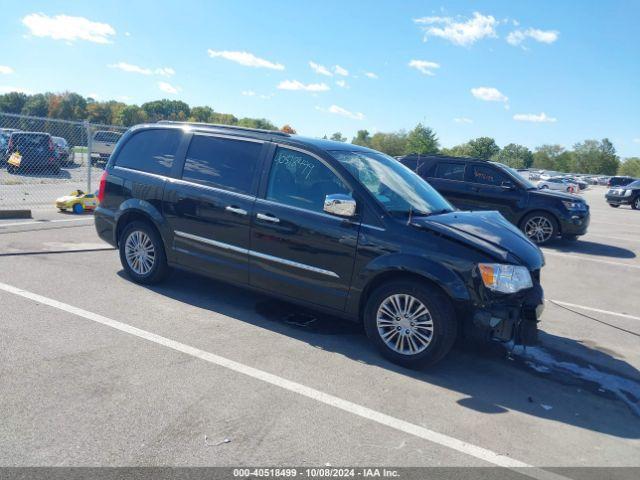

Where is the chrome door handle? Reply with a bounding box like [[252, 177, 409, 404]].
[[225, 206, 248, 216], [256, 213, 280, 223]]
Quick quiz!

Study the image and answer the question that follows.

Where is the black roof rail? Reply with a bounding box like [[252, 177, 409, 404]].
[[156, 120, 290, 137]]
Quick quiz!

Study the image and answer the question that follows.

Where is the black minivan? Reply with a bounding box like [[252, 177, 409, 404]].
[[399, 155, 590, 245], [95, 123, 545, 368]]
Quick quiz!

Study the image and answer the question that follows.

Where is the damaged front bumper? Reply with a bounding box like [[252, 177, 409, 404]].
[[471, 283, 544, 346]]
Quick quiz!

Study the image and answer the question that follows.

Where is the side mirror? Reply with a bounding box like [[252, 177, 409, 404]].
[[324, 193, 357, 217], [501, 181, 516, 190]]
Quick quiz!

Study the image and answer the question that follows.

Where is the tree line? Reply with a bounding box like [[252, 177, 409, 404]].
[[348, 128, 636, 177], [1, 90, 637, 177], [0, 91, 277, 130]]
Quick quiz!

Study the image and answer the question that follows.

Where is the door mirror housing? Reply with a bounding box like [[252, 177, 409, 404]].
[[324, 193, 357, 217], [501, 181, 517, 190]]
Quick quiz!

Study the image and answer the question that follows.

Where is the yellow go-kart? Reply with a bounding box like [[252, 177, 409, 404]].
[[55, 190, 98, 214]]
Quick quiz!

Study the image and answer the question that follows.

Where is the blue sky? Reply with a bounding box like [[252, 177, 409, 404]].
[[1, 0, 639, 157]]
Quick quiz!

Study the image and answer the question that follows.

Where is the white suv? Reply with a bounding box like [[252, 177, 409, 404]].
[[91, 131, 122, 165]]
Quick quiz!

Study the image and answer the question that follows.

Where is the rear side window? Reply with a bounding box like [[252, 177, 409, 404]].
[[182, 134, 262, 194], [470, 165, 509, 186], [115, 129, 181, 176], [434, 162, 465, 181]]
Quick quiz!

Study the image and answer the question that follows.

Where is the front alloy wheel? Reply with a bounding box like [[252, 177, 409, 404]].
[[633, 197, 640, 210], [364, 281, 457, 369], [522, 213, 556, 245], [376, 294, 434, 355]]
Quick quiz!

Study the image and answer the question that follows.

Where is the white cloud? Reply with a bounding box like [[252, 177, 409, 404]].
[[335, 80, 347, 88], [158, 81, 180, 94], [0, 86, 31, 94], [317, 105, 364, 120], [364, 72, 378, 79], [0, 66, 14, 75], [154, 67, 175, 77], [408, 59, 440, 76], [108, 62, 175, 77], [242, 90, 256, 96], [277, 80, 329, 92], [513, 112, 557, 123], [207, 50, 284, 70], [507, 28, 559, 46], [333, 65, 349, 76], [22, 13, 115, 44], [471, 86, 508, 103], [309, 61, 332, 76], [454, 117, 473, 124], [414, 12, 497, 46], [633, 138, 640, 144]]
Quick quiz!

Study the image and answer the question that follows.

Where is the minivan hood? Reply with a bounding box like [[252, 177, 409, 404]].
[[412, 211, 544, 270]]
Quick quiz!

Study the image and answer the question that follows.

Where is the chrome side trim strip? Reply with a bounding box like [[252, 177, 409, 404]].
[[174, 230, 340, 278], [175, 230, 248, 255], [361, 224, 386, 232], [249, 250, 340, 278]]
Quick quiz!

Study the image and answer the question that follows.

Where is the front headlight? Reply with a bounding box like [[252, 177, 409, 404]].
[[562, 200, 586, 210], [478, 264, 533, 293], [623, 189, 633, 197]]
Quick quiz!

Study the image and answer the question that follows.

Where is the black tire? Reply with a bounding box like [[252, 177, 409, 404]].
[[609, 204, 620, 208], [363, 281, 457, 369], [632, 197, 640, 210], [119, 221, 170, 284], [520, 211, 558, 245], [541, 185, 549, 189]]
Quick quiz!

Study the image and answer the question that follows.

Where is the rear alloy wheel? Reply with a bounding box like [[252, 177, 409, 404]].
[[364, 281, 457, 369], [119, 221, 169, 284], [633, 197, 640, 210], [521, 212, 557, 245], [72, 203, 84, 214]]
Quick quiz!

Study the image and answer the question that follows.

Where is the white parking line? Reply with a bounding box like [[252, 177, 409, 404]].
[[549, 300, 640, 322], [0, 280, 567, 480], [542, 251, 640, 269], [0, 217, 93, 228]]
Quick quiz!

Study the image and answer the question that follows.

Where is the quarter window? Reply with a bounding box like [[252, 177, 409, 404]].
[[434, 162, 466, 181], [182, 135, 263, 194], [115, 129, 181, 176], [266, 147, 350, 212]]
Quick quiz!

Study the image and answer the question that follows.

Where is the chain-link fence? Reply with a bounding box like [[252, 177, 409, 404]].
[[0, 112, 127, 210]]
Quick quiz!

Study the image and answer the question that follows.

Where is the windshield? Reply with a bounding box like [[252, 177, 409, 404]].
[[330, 150, 454, 217], [490, 162, 537, 190], [626, 180, 640, 188]]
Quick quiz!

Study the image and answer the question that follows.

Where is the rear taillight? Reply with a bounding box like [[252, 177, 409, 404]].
[[48, 138, 54, 152], [97, 170, 107, 203]]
